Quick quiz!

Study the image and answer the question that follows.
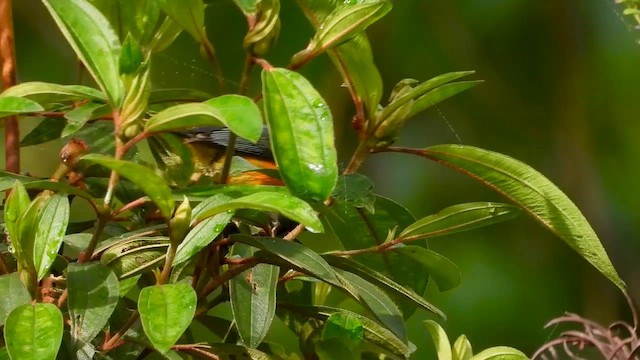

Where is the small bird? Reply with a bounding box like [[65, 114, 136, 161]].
[[177, 126, 282, 185]]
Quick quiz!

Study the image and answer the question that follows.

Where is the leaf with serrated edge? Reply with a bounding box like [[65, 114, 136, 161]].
[[423, 144, 625, 289]]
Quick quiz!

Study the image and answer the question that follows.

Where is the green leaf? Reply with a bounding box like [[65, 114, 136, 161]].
[[331, 173, 375, 212], [15, 195, 45, 274], [149, 88, 213, 104], [323, 254, 445, 318], [80, 154, 174, 218], [43, 0, 124, 106], [399, 202, 521, 241], [1, 82, 105, 104], [453, 335, 473, 360], [101, 237, 169, 279], [320, 196, 427, 316], [280, 304, 411, 359], [62, 102, 110, 137], [34, 193, 70, 280], [195, 191, 323, 233], [0, 96, 43, 118], [392, 245, 461, 292], [173, 194, 234, 266], [175, 184, 288, 200], [3, 181, 30, 248], [317, 312, 364, 359], [231, 235, 339, 286], [424, 320, 452, 360], [0, 273, 31, 326], [144, 96, 263, 143], [148, 16, 183, 54], [119, 35, 145, 76], [157, 0, 206, 41], [138, 283, 197, 353], [262, 67, 338, 201], [423, 144, 625, 289], [20, 118, 66, 146], [335, 269, 406, 342], [234, 0, 259, 15], [203, 343, 280, 359], [4, 303, 63, 360], [67, 263, 119, 343], [229, 243, 279, 348], [469, 346, 527, 360], [408, 81, 482, 118], [0, 172, 93, 199]]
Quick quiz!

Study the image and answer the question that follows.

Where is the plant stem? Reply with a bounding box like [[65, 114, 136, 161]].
[[101, 311, 140, 352], [158, 241, 176, 285], [344, 140, 372, 174], [200, 37, 226, 93], [198, 260, 258, 299], [80, 214, 108, 262], [1, 0, 19, 173]]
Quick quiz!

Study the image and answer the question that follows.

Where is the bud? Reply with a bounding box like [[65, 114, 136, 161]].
[[169, 196, 192, 246]]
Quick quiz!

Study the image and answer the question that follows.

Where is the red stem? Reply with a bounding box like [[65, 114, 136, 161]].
[[1, 0, 19, 173]]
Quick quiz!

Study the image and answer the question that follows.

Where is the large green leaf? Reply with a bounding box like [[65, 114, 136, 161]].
[[194, 191, 323, 233], [423, 144, 625, 289], [67, 263, 119, 344], [80, 154, 174, 218], [33, 193, 70, 280], [0, 96, 43, 118], [43, 0, 124, 106], [0, 273, 31, 326], [424, 320, 452, 360], [4, 303, 63, 360], [138, 283, 197, 353], [399, 202, 521, 241], [0, 172, 92, 199], [323, 254, 445, 318], [231, 235, 339, 286], [320, 196, 427, 316], [392, 246, 461, 292], [262, 67, 338, 201], [144, 95, 263, 143], [1, 82, 105, 104], [229, 243, 279, 348]]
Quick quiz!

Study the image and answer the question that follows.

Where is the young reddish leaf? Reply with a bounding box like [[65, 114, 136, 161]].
[[138, 283, 197, 353], [42, 0, 124, 106], [1, 82, 105, 104], [399, 202, 520, 241], [0, 273, 31, 326], [144, 95, 263, 143], [33, 193, 70, 280], [67, 263, 119, 344], [423, 144, 625, 290], [80, 154, 174, 218], [0, 96, 43, 118], [262, 67, 338, 201], [4, 304, 63, 360], [194, 191, 323, 233], [229, 243, 279, 348]]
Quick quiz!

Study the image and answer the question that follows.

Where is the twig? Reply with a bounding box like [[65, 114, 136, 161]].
[[1, 0, 19, 173]]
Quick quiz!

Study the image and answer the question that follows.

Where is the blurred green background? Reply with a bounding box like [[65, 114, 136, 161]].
[[7, 0, 640, 357]]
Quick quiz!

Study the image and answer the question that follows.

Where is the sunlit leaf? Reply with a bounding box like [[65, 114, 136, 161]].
[[0, 82, 105, 104], [0, 172, 92, 199], [470, 346, 527, 360], [43, 0, 124, 106], [3, 181, 30, 249], [424, 320, 452, 360], [0, 96, 43, 118], [408, 81, 482, 118], [101, 237, 169, 279], [262, 67, 338, 201], [423, 144, 625, 289], [67, 263, 119, 343], [453, 335, 473, 360], [80, 154, 174, 218], [4, 303, 63, 360], [230, 243, 279, 348], [138, 283, 197, 353], [33, 193, 70, 280]]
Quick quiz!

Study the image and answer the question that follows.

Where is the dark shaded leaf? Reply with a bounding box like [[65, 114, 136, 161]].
[[392, 246, 460, 292], [0, 273, 31, 326]]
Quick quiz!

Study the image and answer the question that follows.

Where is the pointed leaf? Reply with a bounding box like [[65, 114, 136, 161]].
[[4, 303, 63, 360], [453, 335, 473, 360], [0, 96, 43, 118], [423, 144, 625, 289], [229, 243, 279, 348], [0, 273, 31, 325], [1, 82, 105, 104], [148, 16, 183, 54], [335, 269, 406, 342], [392, 245, 461, 292], [470, 347, 527, 360], [144, 96, 263, 143], [399, 202, 521, 241], [0, 172, 92, 199], [174, 194, 234, 266], [62, 102, 110, 137], [20, 118, 66, 146], [323, 254, 445, 319], [101, 237, 169, 279], [67, 263, 119, 343], [3, 181, 30, 247], [262, 67, 338, 201], [231, 234, 339, 286], [408, 81, 483, 118], [157, 0, 206, 41], [195, 191, 323, 233], [138, 283, 197, 353], [34, 193, 70, 280], [43, 0, 124, 106], [80, 154, 174, 218], [424, 320, 452, 360]]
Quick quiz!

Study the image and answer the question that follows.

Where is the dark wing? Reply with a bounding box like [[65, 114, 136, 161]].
[[180, 127, 273, 160]]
